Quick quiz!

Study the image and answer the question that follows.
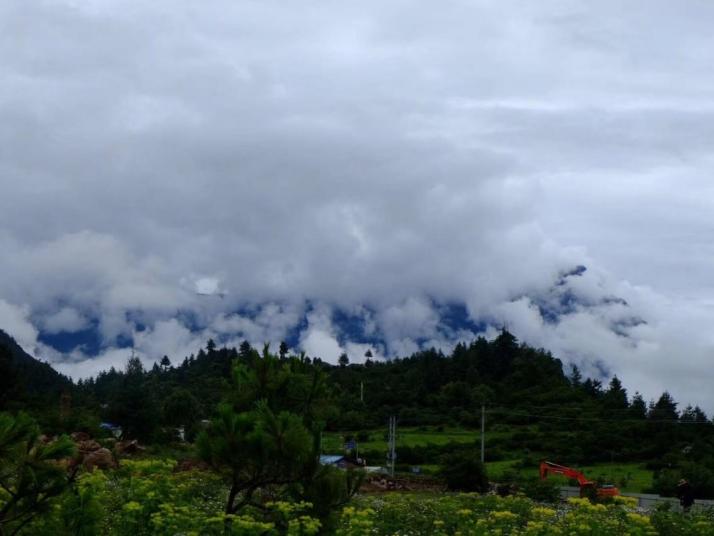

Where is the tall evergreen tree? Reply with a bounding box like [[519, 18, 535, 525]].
[[0, 345, 20, 410], [239, 340, 253, 361], [604, 375, 629, 412], [648, 392, 678, 421], [569, 364, 583, 387], [630, 392, 648, 419], [108, 356, 159, 440], [206, 339, 217, 354], [279, 341, 289, 360]]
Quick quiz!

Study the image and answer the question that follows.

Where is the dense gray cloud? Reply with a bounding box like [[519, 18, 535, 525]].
[[1, 1, 714, 409]]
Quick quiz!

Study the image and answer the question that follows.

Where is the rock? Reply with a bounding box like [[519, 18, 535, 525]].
[[71, 431, 91, 442], [115, 439, 144, 455], [83, 448, 116, 472], [77, 440, 102, 452], [174, 458, 210, 472]]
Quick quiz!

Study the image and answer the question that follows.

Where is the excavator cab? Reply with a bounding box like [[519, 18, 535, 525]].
[[595, 483, 620, 498]]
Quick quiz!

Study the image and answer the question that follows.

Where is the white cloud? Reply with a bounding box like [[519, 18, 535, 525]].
[[344, 342, 381, 364], [195, 277, 221, 295], [300, 328, 342, 363], [41, 307, 90, 334], [0, 300, 39, 351], [1, 0, 714, 409], [378, 297, 440, 345], [54, 347, 133, 380], [298, 307, 341, 362]]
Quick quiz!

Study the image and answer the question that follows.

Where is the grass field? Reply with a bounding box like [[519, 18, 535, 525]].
[[486, 460, 653, 493], [322, 427, 481, 453], [323, 427, 654, 493]]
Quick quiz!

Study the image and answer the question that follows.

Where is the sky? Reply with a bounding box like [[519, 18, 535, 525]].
[[1, 1, 714, 410]]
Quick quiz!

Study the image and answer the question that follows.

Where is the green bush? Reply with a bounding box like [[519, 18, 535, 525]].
[[438, 449, 489, 492], [356, 430, 370, 442], [521, 477, 562, 503]]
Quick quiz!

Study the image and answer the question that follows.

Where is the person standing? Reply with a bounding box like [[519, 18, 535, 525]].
[[677, 479, 694, 512]]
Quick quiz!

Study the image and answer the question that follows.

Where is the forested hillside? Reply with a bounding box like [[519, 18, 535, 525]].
[[4, 329, 714, 497], [0, 330, 71, 411], [5, 327, 714, 535]]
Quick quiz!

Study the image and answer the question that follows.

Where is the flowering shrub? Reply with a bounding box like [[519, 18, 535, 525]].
[[18, 458, 714, 535], [336, 493, 714, 535], [28, 458, 322, 535]]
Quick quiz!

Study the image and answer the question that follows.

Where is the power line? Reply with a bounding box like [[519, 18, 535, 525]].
[[495, 403, 646, 414], [493, 400, 708, 415], [486, 407, 712, 425]]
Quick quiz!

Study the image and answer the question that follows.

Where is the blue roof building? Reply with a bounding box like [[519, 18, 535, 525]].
[[319, 455, 345, 465]]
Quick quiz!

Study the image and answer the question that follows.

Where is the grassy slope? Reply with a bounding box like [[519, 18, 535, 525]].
[[322, 427, 480, 452], [324, 426, 654, 493], [486, 460, 653, 493]]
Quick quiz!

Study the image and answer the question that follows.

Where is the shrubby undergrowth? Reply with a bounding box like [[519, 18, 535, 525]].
[[4, 453, 714, 535], [29, 458, 322, 535], [340, 494, 714, 536]]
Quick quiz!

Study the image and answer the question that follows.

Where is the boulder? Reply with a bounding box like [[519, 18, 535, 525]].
[[174, 458, 210, 472], [71, 431, 91, 442], [115, 439, 144, 455], [77, 439, 102, 452], [83, 448, 116, 472]]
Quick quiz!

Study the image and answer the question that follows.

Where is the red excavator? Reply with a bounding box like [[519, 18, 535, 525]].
[[540, 461, 620, 498]]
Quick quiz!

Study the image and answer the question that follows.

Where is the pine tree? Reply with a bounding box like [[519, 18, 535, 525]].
[[569, 364, 583, 387], [604, 375, 629, 411], [648, 392, 678, 421], [630, 392, 647, 419], [0, 413, 76, 534], [108, 355, 160, 440], [239, 341, 253, 361], [0, 344, 20, 410]]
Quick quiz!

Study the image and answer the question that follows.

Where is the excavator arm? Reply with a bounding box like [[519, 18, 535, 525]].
[[540, 461, 592, 487], [539, 461, 620, 498]]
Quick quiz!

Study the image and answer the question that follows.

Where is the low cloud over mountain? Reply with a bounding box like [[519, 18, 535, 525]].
[[2, 1, 714, 410]]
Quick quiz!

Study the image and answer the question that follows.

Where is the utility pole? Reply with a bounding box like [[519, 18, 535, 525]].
[[480, 405, 485, 463], [387, 416, 397, 477], [360, 381, 364, 403]]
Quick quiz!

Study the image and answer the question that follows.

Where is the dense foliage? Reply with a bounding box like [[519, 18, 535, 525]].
[[4, 327, 714, 501], [64, 330, 714, 498], [4, 451, 714, 535], [438, 450, 489, 492], [27, 457, 323, 535], [0, 413, 76, 535], [5, 326, 714, 533], [196, 349, 361, 526], [0, 331, 71, 414], [340, 493, 714, 535]]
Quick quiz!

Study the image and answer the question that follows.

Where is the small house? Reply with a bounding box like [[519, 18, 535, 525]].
[[319, 455, 347, 467]]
